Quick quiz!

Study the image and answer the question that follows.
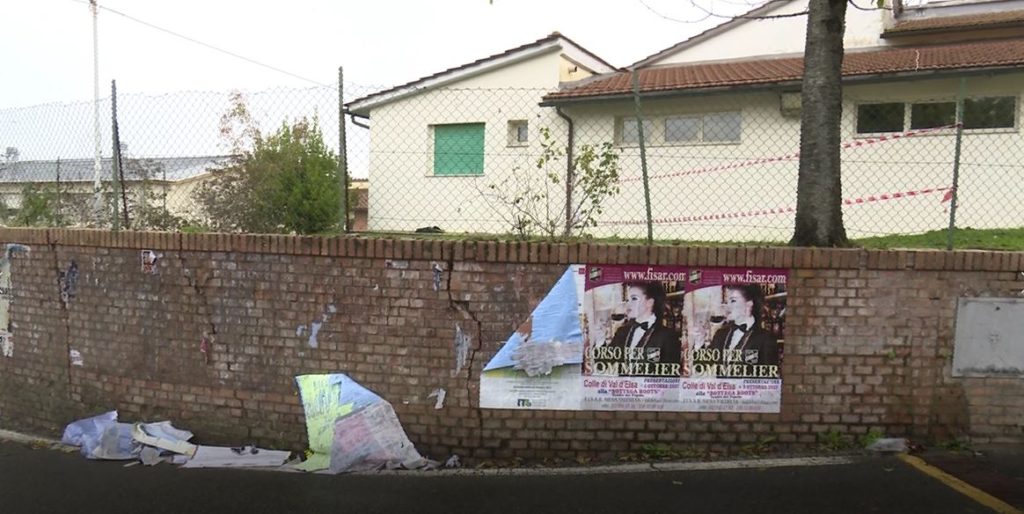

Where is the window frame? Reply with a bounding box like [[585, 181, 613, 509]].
[[507, 120, 529, 147], [618, 111, 743, 147], [855, 95, 1018, 136], [432, 122, 486, 177]]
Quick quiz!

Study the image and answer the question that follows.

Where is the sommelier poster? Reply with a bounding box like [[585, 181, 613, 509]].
[[480, 264, 788, 413]]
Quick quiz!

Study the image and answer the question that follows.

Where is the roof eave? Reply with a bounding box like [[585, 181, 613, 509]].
[[628, 0, 799, 69], [346, 41, 565, 116], [881, 21, 1024, 38], [541, 64, 1024, 105]]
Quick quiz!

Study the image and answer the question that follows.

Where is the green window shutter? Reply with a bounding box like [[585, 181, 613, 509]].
[[433, 123, 484, 175]]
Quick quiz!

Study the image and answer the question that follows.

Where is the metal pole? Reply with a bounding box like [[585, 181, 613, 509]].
[[946, 78, 966, 251], [556, 107, 575, 237], [631, 69, 653, 244], [338, 66, 349, 233], [55, 158, 62, 225], [90, 0, 103, 225], [110, 80, 122, 230], [111, 79, 129, 229]]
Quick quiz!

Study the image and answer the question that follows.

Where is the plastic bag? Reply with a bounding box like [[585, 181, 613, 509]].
[[61, 411, 117, 447], [81, 422, 140, 460]]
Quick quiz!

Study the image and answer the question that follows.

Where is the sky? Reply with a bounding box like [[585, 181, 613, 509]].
[[2, 0, 769, 108]]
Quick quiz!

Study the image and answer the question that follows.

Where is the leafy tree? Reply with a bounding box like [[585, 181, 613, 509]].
[[193, 92, 341, 234], [12, 184, 66, 227], [483, 127, 620, 239], [122, 157, 186, 231]]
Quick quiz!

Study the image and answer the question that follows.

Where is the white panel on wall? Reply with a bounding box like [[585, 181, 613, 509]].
[[952, 297, 1024, 377]]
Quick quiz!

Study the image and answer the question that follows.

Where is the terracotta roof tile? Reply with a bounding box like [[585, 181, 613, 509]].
[[885, 10, 1024, 35], [544, 38, 1024, 102]]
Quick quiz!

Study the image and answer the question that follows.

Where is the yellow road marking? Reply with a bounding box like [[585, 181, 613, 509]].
[[898, 454, 1022, 514]]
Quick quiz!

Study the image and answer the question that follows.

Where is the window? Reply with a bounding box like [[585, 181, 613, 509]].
[[703, 112, 742, 142], [964, 96, 1016, 129], [857, 103, 904, 133], [621, 117, 653, 144], [433, 123, 484, 176], [857, 96, 1017, 134], [624, 111, 742, 146], [665, 116, 700, 143], [507, 120, 528, 146], [911, 102, 955, 130]]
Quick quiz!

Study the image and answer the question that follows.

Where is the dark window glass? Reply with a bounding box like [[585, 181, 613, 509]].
[[911, 102, 956, 129], [857, 103, 904, 133], [964, 97, 1016, 129]]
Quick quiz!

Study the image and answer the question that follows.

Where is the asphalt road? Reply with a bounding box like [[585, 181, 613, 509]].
[[0, 440, 992, 514]]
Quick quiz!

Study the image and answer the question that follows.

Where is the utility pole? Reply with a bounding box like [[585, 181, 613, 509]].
[[90, 0, 103, 225]]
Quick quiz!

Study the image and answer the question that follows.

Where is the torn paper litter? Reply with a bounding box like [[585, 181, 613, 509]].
[[328, 401, 426, 473], [181, 445, 291, 469], [294, 373, 379, 472]]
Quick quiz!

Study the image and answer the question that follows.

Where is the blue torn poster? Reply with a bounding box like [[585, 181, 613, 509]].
[[480, 265, 586, 409]]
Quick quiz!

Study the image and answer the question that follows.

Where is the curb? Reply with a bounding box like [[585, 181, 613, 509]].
[[1, 428, 856, 477]]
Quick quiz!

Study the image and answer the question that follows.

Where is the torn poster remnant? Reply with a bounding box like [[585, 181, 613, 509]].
[[432, 262, 444, 291], [59, 260, 79, 308], [295, 373, 427, 473], [141, 250, 158, 274], [329, 400, 427, 473], [0, 244, 29, 359], [427, 388, 446, 409], [452, 323, 470, 376], [69, 348, 84, 366], [293, 374, 366, 471]]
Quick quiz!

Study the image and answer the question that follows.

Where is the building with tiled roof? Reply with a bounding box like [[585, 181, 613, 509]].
[[345, 33, 617, 234], [346, 0, 1024, 240]]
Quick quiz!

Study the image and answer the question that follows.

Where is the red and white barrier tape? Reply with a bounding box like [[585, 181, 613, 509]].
[[621, 124, 958, 184], [602, 186, 953, 226]]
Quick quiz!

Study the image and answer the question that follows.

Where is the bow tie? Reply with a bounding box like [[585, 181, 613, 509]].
[[734, 323, 749, 333], [636, 321, 650, 331]]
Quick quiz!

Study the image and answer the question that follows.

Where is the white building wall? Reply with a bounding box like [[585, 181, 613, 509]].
[[649, 0, 889, 66], [566, 73, 1024, 242], [366, 50, 572, 234]]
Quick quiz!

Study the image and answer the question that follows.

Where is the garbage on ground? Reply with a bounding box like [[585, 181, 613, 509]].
[[295, 372, 428, 474], [60, 373, 430, 474], [182, 445, 291, 469], [131, 422, 197, 456], [60, 411, 292, 469], [61, 410, 116, 447], [329, 400, 427, 473], [866, 438, 909, 453], [61, 411, 140, 460]]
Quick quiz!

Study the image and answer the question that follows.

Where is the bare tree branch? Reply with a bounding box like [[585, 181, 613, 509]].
[[639, 0, 713, 23]]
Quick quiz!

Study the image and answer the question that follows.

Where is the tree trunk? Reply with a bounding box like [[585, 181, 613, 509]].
[[790, 0, 849, 247]]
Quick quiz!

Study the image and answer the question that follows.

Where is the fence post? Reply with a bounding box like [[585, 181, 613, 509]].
[[338, 66, 350, 233], [946, 78, 966, 251], [631, 70, 653, 244], [110, 80, 122, 230]]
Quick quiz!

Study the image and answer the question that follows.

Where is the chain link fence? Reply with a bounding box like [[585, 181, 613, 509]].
[[1, 76, 1021, 246]]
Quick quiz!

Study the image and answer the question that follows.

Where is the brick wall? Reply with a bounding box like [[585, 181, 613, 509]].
[[0, 228, 1020, 461]]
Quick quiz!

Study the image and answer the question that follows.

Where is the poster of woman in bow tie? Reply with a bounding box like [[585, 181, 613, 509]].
[[705, 284, 780, 377], [581, 265, 787, 412]]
